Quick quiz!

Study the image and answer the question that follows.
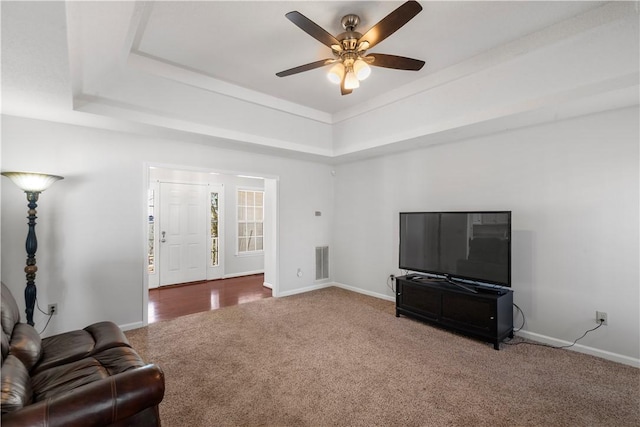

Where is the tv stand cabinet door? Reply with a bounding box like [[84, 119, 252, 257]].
[[397, 280, 441, 320], [441, 292, 495, 333]]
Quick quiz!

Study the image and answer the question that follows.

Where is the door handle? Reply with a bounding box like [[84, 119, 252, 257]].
[[161, 231, 166, 243]]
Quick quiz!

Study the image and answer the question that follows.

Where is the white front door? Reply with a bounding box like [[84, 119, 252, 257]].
[[159, 183, 207, 286]]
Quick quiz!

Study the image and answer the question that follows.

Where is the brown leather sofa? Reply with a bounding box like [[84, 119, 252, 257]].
[[1, 283, 165, 426]]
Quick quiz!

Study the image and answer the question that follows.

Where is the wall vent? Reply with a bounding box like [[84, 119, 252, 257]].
[[315, 246, 329, 280]]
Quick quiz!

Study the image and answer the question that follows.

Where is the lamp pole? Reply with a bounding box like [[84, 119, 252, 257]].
[[24, 191, 40, 326], [2, 172, 63, 326]]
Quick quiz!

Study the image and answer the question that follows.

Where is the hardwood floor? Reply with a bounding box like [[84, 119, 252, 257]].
[[148, 274, 271, 323]]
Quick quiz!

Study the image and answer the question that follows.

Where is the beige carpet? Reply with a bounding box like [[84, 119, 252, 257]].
[[126, 287, 639, 426]]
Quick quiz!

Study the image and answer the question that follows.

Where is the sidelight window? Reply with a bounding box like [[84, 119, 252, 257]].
[[147, 189, 155, 274], [211, 192, 219, 266]]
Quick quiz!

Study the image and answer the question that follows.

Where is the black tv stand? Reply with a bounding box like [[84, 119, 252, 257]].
[[396, 275, 513, 349]]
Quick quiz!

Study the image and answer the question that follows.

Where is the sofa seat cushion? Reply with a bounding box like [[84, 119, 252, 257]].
[[35, 330, 95, 373], [93, 346, 146, 376], [31, 357, 108, 402], [33, 321, 131, 374], [31, 346, 146, 402]]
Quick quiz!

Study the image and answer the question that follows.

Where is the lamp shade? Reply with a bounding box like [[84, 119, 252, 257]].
[[344, 69, 360, 89], [327, 63, 345, 84], [1, 172, 64, 192], [353, 59, 371, 81]]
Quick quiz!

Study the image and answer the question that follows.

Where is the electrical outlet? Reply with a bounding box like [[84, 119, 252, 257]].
[[389, 274, 395, 281], [596, 311, 607, 325], [48, 304, 58, 315]]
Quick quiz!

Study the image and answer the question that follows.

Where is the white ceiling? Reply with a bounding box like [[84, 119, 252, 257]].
[[132, 1, 605, 113], [1, 1, 638, 162]]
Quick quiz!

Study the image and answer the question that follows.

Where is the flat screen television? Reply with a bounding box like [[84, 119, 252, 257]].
[[399, 211, 511, 288]]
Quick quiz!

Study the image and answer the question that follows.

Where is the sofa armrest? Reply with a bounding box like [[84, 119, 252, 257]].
[[1, 364, 164, 427]]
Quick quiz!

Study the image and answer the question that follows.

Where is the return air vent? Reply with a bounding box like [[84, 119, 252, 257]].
[[315, 246, 329, 280]]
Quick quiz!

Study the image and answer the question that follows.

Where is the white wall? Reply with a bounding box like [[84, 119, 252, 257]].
[[1, 115, 334, 335], [2, 107, 637, 364], [332, 107, 639, 364]]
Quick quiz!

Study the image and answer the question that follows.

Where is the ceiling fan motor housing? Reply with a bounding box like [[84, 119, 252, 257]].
[[337, 14, 364, 53], [341, 14, 360, 31], [337, 32, 362, 53]]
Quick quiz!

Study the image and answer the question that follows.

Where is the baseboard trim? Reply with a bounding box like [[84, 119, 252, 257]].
[[332, 282, 396, 302], [516, 330, 640, 368], [119, 321, 144, 332], [263, 281, 273, 289], [277, 282, 333, 297], [277, 282, 395, 301], [223, 270, 264, 279]]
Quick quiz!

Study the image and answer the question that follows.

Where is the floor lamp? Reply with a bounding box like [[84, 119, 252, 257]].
[[2, 172, 64, 326]]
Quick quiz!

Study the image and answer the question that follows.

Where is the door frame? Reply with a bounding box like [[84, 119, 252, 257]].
[[142, 162, 279, 326]]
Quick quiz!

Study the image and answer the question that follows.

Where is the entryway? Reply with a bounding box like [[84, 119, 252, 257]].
[[148, 274, 271, 323], [143, 164, 279, 326]]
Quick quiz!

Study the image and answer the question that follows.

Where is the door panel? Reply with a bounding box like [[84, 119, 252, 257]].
[[160, 183, 207, 286]]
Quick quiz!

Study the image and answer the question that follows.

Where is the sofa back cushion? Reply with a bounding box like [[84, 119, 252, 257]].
[[1, 354, 33, 413], [2, 283, 21, 364], [2, 329, 9, 364], [1, 283, 21, 337], [1, 283, 43, 371], [10, 324, 42, 371]]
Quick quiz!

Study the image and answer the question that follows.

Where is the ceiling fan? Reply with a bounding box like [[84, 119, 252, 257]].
[[276, 0, 425, 96]]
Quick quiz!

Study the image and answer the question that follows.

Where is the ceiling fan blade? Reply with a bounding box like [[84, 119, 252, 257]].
[[276, 59, 335, 77], [358, 0, 422, 50], [368, 53, 425, 71], [286, 11, 341, 49]]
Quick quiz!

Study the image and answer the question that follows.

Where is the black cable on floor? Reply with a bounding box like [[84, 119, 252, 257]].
[[504, 317, 604, 349]]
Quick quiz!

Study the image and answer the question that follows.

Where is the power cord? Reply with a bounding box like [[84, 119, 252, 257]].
[[35, 296, 54, 334], [387, 274, 395, 293], [513, 303, 525, 332], [504, 304, 605, 349], [37, 313, 54, 335], [35, 297, 49, 315]]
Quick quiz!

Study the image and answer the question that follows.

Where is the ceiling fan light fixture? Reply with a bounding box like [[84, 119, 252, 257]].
[[327, 63, 345, 84], [344, 69, 360, 89], [353, 59, 371, 81]]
